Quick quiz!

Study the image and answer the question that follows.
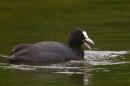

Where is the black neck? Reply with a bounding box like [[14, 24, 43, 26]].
[[68, 41, 84, 59]]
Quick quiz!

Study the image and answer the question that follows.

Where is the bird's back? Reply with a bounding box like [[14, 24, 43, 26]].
[[8, 41, 77, 62]]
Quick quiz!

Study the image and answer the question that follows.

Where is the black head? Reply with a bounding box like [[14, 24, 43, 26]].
[[68, 28, 94, 49]]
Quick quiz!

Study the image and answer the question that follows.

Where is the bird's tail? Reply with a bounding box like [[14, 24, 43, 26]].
[[7, 55, 15, 61]]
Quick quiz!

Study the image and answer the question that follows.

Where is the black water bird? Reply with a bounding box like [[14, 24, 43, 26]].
[[7, 29, 94, 62]]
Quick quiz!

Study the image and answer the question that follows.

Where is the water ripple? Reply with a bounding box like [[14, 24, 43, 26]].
[[84, 50, 130, 65], [0, 50, 129, 71]]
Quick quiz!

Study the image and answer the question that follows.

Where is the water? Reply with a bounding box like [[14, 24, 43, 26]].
[[0, 51, 130, 86], [0, 0, 130, 86], [0, 51, 129, 70]]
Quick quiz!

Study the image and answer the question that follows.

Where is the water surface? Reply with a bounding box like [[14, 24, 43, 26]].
[[0, 50, 130, 86]]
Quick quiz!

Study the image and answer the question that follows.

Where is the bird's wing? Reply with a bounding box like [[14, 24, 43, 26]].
[[10, 44, 32, 55]]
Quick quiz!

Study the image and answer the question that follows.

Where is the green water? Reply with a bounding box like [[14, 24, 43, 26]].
[[0, 0, 130, 86]]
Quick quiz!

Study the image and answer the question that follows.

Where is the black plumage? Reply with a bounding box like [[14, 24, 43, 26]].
[[8, 29, 94, 62]]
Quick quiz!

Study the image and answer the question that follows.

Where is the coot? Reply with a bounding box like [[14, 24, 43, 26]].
[[7, 29, 94, 62]]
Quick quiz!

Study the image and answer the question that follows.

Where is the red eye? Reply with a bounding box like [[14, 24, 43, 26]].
[[80, 33, 83, 36]]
